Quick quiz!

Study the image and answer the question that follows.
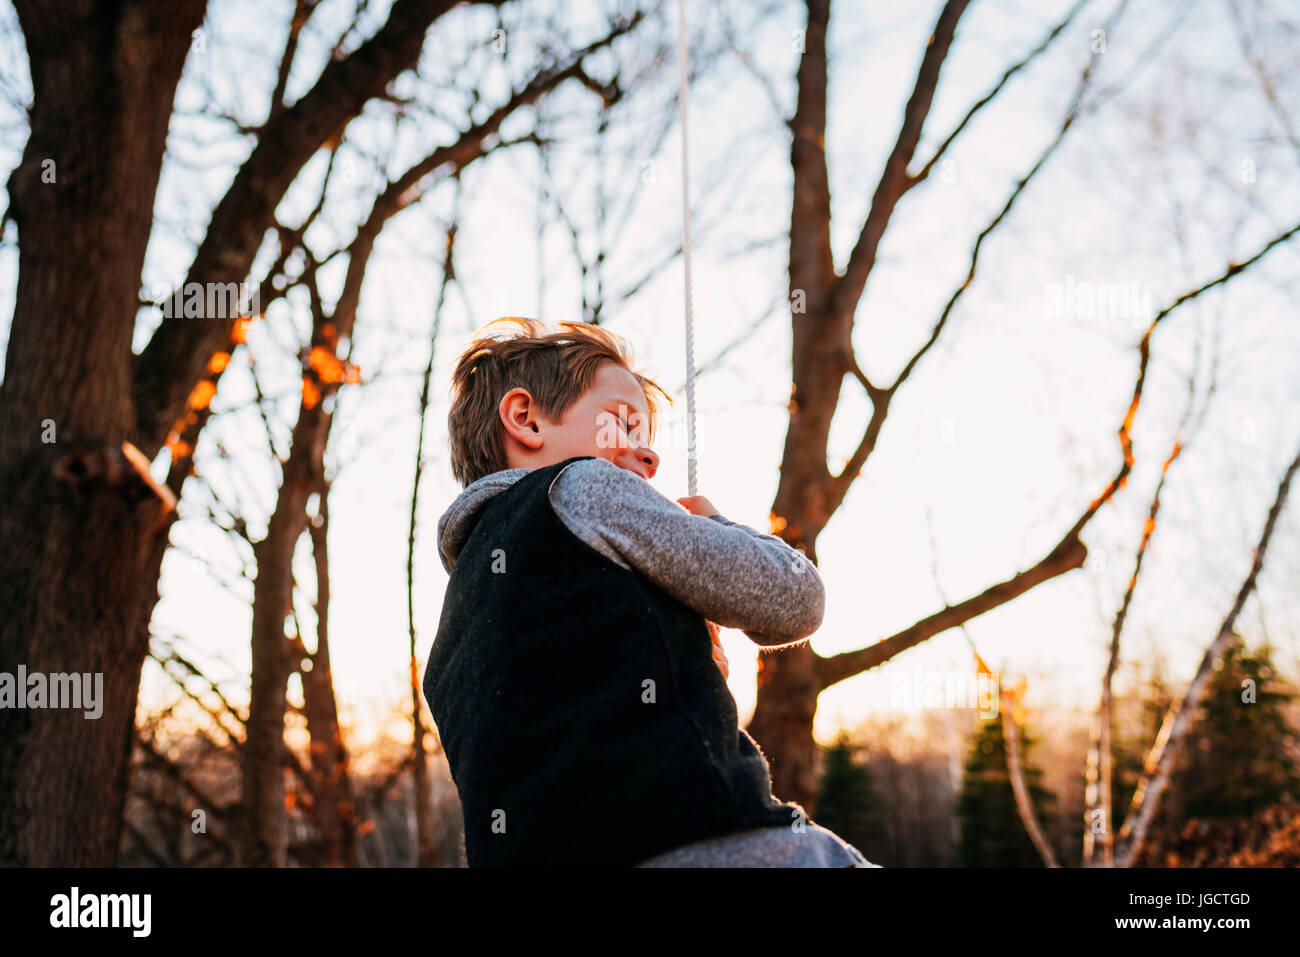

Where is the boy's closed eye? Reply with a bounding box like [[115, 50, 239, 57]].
[[610, 410, 643, 443]]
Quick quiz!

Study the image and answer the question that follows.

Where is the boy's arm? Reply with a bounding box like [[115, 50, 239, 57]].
[[548, 458, 824, 647]]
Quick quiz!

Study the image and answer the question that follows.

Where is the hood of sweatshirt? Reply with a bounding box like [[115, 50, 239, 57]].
[[436, 468, 531, 574]]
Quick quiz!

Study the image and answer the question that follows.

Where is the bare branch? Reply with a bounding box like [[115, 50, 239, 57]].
[[134, 727, 236, 819], [1226, 0, 1300, 161], [1114, 437, 1300, 867], [268, 0, 321, 124], [817, 217, 1300, 689], [923, 507, 1058, 867], [1084, 258, 1223, 867], [134, 0, 506, 455], [1001, 698, 1060, 867], [1074, 219, 1300, 530], [717, 0, 791, 130], [825, 0, 972, 327], [909, 0, 1091, 186], [827, 7, 1115, 505], [817, 528, 1087, 689]]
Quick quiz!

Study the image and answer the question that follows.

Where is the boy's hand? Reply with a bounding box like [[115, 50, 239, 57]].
[[707, 620, 729, 680], [677, 495, 720, 518]]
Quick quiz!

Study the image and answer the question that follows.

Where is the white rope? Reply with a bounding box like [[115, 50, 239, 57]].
[[675, 0, 698, 498]]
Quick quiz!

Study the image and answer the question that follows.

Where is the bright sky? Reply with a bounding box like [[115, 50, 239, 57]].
[[1, 0, 1298, 756]]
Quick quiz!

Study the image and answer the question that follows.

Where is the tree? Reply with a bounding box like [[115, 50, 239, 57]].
[[956, 715, 1057, 867], [1119, 636, 1300, 866], [1172, 635, 1300, 821], [731, 0, 1300, 817], [813, 731, 889, 865], [1114, 443, 1300, 866], [0, 0, 654, 866], [231, 20, 643, 869], [1105, 654, 1176, 853]]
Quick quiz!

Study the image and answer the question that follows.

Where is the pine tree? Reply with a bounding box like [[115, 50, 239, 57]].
[[814, 731, 889, 865], [1172, 634, 1300, 820], [1119, 637, 1300, 864], [956, 714, 1057, 866]]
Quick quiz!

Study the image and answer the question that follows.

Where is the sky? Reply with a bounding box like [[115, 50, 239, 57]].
[[1, 0, 1298, 760]]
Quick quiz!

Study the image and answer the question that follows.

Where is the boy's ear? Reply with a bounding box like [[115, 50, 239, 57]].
[[499, 388, 544, 450]]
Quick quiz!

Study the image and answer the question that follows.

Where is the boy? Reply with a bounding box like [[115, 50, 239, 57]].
[[423, 317, 876, 868]]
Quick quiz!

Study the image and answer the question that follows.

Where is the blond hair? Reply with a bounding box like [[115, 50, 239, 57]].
[[446, 317, 672, 487]]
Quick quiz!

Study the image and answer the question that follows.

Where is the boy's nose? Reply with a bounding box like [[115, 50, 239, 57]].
[[635, 446, 659, 480]]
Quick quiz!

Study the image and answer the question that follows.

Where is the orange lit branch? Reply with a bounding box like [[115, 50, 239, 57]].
[[817, 218, 1300, 692]]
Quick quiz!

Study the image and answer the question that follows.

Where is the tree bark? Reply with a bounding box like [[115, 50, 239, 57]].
[[132, 0, 482, 455], [0, 0, 483, 866], [750, 0, 973, 813], [1000, 688, 1058, 867], [241, 401, 329, 866], [407, 207, 459, 868], [0, 0, 206, 867], [299, 489, 360, 868]]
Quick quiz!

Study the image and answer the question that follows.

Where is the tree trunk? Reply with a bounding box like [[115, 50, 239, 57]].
[[0, 0, 470, 867], [0, 0, 205, 866], [240, 400, 328, 865], [1001, 691, 1058, 867], [747, 0, 844, 814], [300, 490, 360, 867]]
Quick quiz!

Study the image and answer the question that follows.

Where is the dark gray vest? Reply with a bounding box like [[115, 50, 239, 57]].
[[423, 456, 800, 866]]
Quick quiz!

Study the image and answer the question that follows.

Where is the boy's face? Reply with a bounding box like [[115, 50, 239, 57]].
[[499, 361, 660, 480]]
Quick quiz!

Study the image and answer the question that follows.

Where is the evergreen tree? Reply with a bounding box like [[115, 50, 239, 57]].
[[1172, 634, 1300, 820], [956, 714, 1057, 867], [814, 731, 889, 865], [1115, 637, 1300, 864]]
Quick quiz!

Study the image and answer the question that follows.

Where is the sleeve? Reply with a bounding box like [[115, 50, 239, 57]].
[[547, 458, 825, 647]]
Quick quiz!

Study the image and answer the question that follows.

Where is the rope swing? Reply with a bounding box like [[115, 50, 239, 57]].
[[675, 0, 699, 498]]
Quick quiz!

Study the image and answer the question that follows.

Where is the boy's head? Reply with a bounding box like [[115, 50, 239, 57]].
[[447, 317, 673, 487]]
